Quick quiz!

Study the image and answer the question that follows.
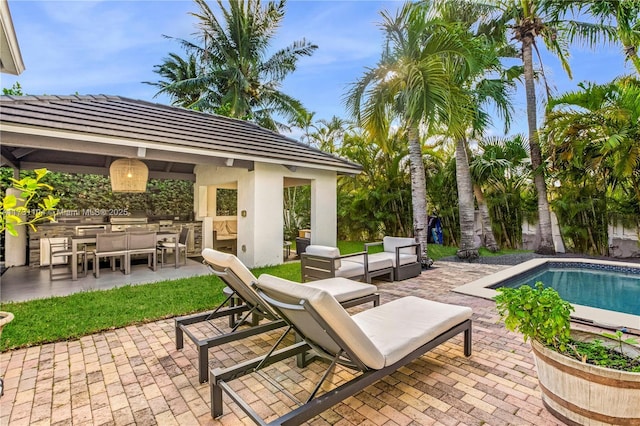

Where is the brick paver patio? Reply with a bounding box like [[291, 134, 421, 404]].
[[0, 261, 572, 425]]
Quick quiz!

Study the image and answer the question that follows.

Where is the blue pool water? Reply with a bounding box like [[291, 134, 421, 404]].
[[494, 265, 640, 316]]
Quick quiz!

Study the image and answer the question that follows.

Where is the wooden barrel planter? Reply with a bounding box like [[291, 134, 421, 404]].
[[531, 331, 640, 426]]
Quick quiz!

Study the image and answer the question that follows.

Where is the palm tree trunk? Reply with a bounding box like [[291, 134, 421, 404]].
[[407, 125, 431, 266], [522, 36, 555, 254], [473, 184, 500, 252], [455, 136, 478, 259]]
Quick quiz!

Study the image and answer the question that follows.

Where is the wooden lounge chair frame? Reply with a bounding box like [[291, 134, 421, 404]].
[[175, 250, 380, 383], [210, 279, 472, 426]]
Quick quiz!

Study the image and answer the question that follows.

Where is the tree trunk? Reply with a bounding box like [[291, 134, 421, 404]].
[[455, 136, 478, 259], [473, 184, 500, 252], [407, 125, 432, 267], [522, 35, 555, 255]]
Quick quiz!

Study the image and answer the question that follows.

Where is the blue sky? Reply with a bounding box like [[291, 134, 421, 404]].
[[1, 0, 636, 137]]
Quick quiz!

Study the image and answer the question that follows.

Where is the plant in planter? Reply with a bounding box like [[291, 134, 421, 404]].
[[495, 282, 640, 425]]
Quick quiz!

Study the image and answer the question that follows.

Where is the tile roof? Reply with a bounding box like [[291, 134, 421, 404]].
[[0, 95, 362, 174]]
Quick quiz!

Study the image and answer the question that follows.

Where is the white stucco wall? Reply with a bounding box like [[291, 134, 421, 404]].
[[194, 163, 337, 268]]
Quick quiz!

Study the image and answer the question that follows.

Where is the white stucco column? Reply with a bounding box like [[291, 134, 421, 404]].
[[310, 172, 337, 247], [4, 188, 27, 266], [250, 163, 284, 267]]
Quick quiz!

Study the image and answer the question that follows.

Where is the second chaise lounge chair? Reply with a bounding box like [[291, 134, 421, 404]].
[[209, 273, 473, 425], [175, 248, 380, 383]]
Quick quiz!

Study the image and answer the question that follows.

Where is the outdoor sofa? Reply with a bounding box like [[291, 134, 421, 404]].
[[210, 273, 473, 425], [300, 245, 394, 283], [175, 248, 380, 383]]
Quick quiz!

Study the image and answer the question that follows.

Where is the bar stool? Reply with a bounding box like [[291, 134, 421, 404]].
[[49, 237, 88, 280]]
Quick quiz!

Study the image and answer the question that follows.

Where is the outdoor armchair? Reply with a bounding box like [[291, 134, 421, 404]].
[[175, 248, 380, 383], [127, 231, 157, 272], [93, 233, 128, 277], [210, 273, 473, 425], [366, 236, 422, 281], [301, 245, 393, 283], [157, 226, 188, 267], [48, 237, 89, 280]]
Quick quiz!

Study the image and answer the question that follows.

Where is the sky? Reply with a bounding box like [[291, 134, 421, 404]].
[[1, 0, 636, 138]]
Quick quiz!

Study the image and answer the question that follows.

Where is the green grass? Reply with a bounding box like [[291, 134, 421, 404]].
[[0, 243, 526, 351]]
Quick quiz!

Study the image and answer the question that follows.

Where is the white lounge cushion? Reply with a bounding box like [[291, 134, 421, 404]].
[[368, 252, 417, 267], [383, 236, 417, 255], [202, 248, 257, 289], [352, 296, 472, 367], [305, 245, 342, 269], [302, 277, 376, 303], [347, 254, 393, 272], [257, 274, 385, 369], [256, 275, 473, 370]]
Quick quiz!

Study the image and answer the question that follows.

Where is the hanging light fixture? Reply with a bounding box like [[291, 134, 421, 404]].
[[109, 158, 148, 192]]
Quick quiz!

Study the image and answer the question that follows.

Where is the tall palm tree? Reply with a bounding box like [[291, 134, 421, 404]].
[[345, 1, 474, 266], [432, 0, 517, 257], [490, 0, 615, 254], [149, 0, 317, 131]]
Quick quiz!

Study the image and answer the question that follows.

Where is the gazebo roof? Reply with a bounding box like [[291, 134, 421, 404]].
[[0, 95, 362, 180]]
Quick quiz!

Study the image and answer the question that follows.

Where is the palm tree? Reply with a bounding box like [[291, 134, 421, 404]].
[[545, 77, 640, 204], [144, 53, 202, 108], [471, 135, 531, 248], [345, 1, 475, 266], [490, 0, 615, 254], [149, 0, 317, 131], [431, 0, 517, 258], [581, 1, 640, 74]]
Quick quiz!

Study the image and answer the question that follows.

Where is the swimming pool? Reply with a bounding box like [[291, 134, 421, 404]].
[[454, 258, 640, 331]]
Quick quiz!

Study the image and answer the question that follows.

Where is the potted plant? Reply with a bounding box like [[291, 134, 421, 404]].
[[495, 282, 640, 425]]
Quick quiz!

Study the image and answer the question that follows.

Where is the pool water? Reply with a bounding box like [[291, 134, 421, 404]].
[[496, 267, 640, 316]]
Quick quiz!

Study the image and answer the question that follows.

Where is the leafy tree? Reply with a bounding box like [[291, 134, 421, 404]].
[[2, 82, 24, 96], [346, 1, 475, 266], [544, 77, 640, 253], [148, 0, 317, 132], [490, 0, 616, 254]]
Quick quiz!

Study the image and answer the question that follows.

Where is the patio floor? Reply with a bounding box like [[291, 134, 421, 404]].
[[0, 257, 211, 303], [0, 260, 579, 425]]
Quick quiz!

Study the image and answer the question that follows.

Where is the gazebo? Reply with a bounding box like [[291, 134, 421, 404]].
[[0, 95, 362, 267]]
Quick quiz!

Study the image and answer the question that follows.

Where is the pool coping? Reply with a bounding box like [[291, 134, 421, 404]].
[[453, 257, 640, 331]]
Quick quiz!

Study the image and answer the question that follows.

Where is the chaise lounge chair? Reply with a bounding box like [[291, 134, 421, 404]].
[[210, 273, 473, 425], [175, 248, 380, 383]]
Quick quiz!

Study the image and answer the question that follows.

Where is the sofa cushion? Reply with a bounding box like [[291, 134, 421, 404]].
[[348, 254, 393, 272], [305, 245, 342, 270], [352, 296, 472, 367], [213, 220, 229, 236], [368, 252, 417, 267], [226, 220, 237, 234], [302, 277, 376, 303], [383, 236, 417, 255], [334, 260, 364, 279]]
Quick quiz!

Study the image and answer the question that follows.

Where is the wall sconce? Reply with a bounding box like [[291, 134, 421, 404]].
[[109, 158, 148, 192], [241, 210, 247, 217]]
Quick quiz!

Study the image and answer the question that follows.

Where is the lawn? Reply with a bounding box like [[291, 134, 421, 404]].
[[0, 243, 512, 351]]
